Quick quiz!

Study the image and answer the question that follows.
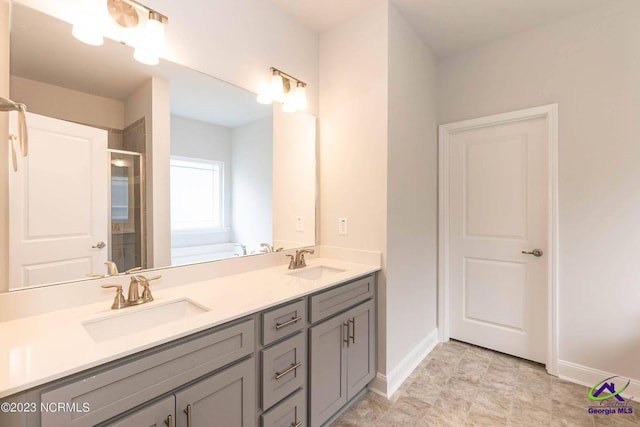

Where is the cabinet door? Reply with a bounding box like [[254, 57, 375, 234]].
[[309, 313, 348, 427], [175, 358, 255, 427], [107, 396, 174, 427], [345, 300, 376, 400]]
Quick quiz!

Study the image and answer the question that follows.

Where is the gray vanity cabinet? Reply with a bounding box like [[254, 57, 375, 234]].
[[175, 358, 255, 427], [0, 273, 377, 427], [107, 396, 174, 427], [309, 300, 375, 427]]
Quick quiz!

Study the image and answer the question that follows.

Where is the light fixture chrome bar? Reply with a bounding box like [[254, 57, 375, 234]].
[[121, 0, 168, 23], [270, 67, 306, 87]]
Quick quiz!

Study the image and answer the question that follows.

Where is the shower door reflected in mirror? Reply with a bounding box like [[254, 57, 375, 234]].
[[109, 150, 145, 274]]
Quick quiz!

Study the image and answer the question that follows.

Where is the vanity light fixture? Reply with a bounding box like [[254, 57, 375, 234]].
[[72, 0, 107, 46], [257, 67, 308, 113], [72, 0, 168, 66]]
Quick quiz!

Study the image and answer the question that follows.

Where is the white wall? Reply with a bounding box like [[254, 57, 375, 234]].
[[319, 0, 390, 373], [386, 4, 438, 379], [171, 114, 233, 235], [319, 1, 439, 395], [273, 108, 316, 249], [231, 117, 273, 247], [438, 0, 640, 383], [10, 76, 124, 130]]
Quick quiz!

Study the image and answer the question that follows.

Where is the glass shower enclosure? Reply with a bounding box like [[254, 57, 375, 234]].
[[109, 149, 146, 273]]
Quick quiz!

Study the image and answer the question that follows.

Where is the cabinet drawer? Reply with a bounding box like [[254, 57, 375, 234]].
[[261, 333, 306, 411], [262, 300, 306, 346], [309, 275, 374, 323], [41, 319, 255, 427], [261, 388, 306, 427]]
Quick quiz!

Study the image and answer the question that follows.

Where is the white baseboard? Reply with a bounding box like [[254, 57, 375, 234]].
[[369, 328, 439, 398], [558, 360, 640, 403]]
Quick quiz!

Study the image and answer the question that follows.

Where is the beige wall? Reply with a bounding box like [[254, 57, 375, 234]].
[[438, 0, 640, 381], [10, 76, 124, 130], [386, 4, 438, 374], [319, 0, 389, 372]]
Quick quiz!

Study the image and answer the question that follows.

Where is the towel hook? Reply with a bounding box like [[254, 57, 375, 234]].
[[0, 96, 29, 172]]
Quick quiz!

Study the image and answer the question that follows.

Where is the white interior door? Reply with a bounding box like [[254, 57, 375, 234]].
[[9, 112, 108, 288], [447, 116, 548, 363]]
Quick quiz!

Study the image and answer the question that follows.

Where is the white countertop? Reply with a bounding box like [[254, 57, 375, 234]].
[[0, 258, 379, 399]]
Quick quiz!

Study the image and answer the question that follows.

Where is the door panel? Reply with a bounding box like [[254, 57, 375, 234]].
[[309, 314, 347, 427], [346, 300, 375, 399], [9, 112, 108, 288], [175, 357, 255, 427], [449, 117, 548, 363]]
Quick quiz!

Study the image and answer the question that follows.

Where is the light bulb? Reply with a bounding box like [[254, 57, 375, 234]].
[[134, 15, 166, 65], [271, 72, 285, 103], [294, 83, 307, 111], [72, 0, 105, 46]]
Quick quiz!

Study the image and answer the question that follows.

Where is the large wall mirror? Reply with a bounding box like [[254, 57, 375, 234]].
[[4, 2, 316, 291]]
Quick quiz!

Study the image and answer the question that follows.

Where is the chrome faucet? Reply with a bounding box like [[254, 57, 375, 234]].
[[287, 249, 315, 269], [102, 274, 161, 309]]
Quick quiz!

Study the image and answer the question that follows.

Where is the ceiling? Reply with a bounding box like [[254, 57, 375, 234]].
[[272, 0, 612, 57]]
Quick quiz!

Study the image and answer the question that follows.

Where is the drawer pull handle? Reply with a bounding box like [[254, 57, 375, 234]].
[[276, 316, 302, 330], [165, 414, 173, 427], [292, 421, 303, 427], [349, 318, 356, 344], [275, 361, 303, 380], [184, 404, 192, 427]]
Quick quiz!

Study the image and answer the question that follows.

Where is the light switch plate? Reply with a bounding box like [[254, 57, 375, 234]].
[[338, 217, 348, 235], [296, 216, 304, 232]]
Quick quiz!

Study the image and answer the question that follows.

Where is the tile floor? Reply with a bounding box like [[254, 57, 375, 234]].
[[330, 340, 639, 426]]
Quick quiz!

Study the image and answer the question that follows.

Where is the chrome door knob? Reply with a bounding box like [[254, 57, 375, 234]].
[[92, 241, 106, 249], [522, 249, 543, 257]]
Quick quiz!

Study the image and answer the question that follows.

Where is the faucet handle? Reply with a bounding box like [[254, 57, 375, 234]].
[[101, 284, 126, 309], [135, 275, 161, 302], [286, 254, 295, 269], [125, 266, 142, 274]]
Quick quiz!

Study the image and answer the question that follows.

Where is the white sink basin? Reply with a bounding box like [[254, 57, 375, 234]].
[[288, 266, 346, 281], [83, 298, 209, 343]]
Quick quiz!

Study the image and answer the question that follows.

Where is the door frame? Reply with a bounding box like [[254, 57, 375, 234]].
[[437, 104, 559, 375]]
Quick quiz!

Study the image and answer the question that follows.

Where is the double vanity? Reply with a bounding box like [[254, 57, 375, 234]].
[[0, 254, 379, 427]]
